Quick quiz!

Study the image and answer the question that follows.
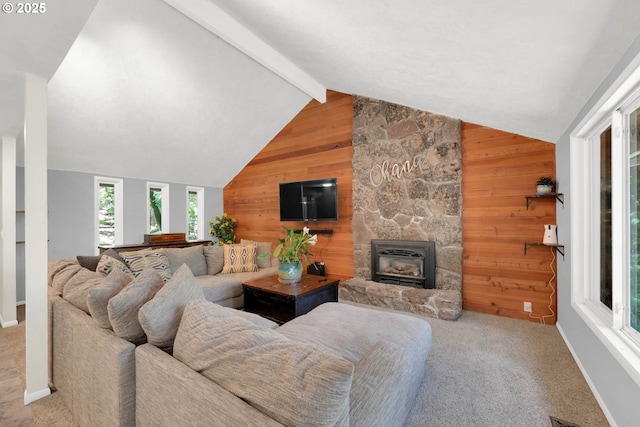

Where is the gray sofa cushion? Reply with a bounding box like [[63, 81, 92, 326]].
[[138, 264, 205, 352], [277, 302, 432, 425], [108, 268, 164, 344], [349, 341, 413, 427], [203, 245, 224, 275], [174, 300, 353, 427], [87, 269, 133, 329], [62, 268, 105, 314], [162, 246, 207, 277]]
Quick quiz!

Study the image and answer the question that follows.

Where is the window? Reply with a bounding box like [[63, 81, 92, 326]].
[[147, 182, 169, 234], [187, 187, 204, 241], [95, 177, 123, 250], [571, 60, 640, 385]]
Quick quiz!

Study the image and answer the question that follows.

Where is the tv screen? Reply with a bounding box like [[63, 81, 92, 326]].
[[279, 178, 338, 222]]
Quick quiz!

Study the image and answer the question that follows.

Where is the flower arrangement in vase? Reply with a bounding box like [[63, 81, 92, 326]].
[[208, 213, 237, 245], [262, 227, 318, 284]]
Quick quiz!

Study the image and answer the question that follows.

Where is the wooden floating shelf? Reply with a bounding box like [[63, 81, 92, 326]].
[[525, 193, 564, 209], [524, 242, 564, 259]]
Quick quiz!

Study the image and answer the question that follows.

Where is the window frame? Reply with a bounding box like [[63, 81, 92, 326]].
[[186, 186, 204, 241], [95, 176, 123, 252], [570, 56, 640, 387], [147, 182, 170, 234]]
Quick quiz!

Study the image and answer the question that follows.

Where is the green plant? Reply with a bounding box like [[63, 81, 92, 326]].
[[536, 176, 554, 186], [265, 227, 317, 265], [209, 213, 237, 245]]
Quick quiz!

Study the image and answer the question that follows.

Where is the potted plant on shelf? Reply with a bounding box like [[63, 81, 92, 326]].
[[536, 176, 555, 195], [263, 227, 318, 284], [208, 213, 237, 245]]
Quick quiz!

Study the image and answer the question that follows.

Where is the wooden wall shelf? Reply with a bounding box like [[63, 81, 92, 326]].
[[524, 242, 564, 259], [525, 193, 564, 209]]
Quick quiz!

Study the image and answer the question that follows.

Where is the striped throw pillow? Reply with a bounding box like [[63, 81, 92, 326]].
[[120, 249, 172, 282]]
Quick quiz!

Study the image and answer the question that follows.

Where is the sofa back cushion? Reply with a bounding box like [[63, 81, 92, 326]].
[[138, 264, 205, 352], [87, 269, 134, 329], [203, 245, 224, 275], [108, 268, 164, 344], [173, 300, 353, 426], [162, 246, 207, 277]]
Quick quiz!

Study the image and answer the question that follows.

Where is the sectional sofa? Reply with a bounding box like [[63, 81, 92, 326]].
[[47, 243, 433, 426]]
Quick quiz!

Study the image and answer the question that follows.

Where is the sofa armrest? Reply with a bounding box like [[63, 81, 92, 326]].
[[135, 344, 284, 427], [350, 341, 415, 427]]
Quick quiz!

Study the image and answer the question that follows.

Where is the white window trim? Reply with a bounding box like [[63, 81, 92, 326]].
[[95, 176, 123, 253], [186, 186, 204, 241], [570, 52, 640, 388], [147, 182, 170, 234]]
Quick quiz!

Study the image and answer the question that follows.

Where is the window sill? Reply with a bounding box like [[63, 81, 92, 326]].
[[573, 301, 640, 388]]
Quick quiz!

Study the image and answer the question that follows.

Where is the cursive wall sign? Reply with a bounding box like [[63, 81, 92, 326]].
[[369, 154, 427, 187]]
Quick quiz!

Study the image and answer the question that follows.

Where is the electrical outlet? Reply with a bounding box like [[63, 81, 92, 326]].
[[524, 301, 532, 313]]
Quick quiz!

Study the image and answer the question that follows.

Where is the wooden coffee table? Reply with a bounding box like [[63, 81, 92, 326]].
[[242, 275, 340, 324]]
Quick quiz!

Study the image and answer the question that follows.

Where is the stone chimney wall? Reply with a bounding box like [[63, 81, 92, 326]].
[[351, 96, 462, 291]]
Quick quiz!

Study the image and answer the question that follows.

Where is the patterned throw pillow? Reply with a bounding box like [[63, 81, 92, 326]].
[[221, 244, 259, 274], [120, 249, 172, 282], [96, 255, 134, 277], [240, 239, 272, 269]]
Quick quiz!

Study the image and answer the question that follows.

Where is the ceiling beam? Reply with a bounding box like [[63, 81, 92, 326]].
[[162, 0, 326, 103]]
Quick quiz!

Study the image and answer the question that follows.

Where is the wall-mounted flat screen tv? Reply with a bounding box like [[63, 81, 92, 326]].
[[279, 178, 338, 222]]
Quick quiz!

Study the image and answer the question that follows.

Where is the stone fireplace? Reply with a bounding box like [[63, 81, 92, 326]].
[[340, 96, 462, 320]]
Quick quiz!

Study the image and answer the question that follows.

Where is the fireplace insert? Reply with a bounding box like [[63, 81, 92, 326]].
[[371, 239, 436, 289]]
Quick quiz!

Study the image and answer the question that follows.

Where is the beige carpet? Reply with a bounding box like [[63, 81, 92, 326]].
[[1, 304, 609, 426]]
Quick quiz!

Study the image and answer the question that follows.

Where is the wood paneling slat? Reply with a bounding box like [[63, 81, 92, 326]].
[[462, 122, 558, 324]]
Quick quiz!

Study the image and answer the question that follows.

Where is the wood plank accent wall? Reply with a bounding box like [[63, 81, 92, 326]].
[[461, 122, 558, 324], [224, 91, 354, 278]]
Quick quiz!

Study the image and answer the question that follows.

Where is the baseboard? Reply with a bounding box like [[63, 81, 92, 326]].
[[1, 318, 19, 328], [556, 322, 617, 427], [17, 300, 25, 306], [24, 387, 51, 405]]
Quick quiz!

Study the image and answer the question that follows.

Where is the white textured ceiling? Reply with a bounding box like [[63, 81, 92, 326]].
[[2, 0, 640, 187]]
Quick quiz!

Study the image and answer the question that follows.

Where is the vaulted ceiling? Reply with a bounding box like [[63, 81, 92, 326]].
[[2, 0, 640, 188]]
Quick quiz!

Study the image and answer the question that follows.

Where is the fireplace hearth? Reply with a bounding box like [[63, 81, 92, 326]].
[[371, 240, 436, 289]]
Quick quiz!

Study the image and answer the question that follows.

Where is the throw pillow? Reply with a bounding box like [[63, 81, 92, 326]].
[[87, 269, 134, 329], [221, 244, 258, 274], [240, 239, 272, 269], [162, 246, 207, 277], [108, 268, 165, 344], [62, 268, 105, 314], [51, 263, 83, 295], [203, 245, 224, 275], [96, 254, 134, 277], [76, 255, 102, 271], [120, 249, 172, 282], [102, 248, 127, 264], [173, 300, 353, 427], [48, 259, 77, 287], [138, 264, 205, 353]]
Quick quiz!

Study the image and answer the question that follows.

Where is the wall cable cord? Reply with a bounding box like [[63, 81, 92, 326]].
[[528, 246, 557, 325]]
